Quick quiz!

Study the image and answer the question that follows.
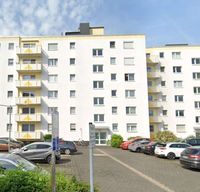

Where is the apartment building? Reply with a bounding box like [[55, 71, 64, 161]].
[[147, 44, 200, 138], [0, 23, 150, 144]]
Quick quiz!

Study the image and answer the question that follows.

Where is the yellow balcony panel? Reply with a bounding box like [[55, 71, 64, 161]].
[[16, 114, 41, 122], [16, 80, 41, 88], [146, 56, 159, 65], [147, 72, 161, 79], [149, 101, 163, 108], [149, 116, 163, 123], [16, 46, 42, 56], [148, 87, 161, 93], [15, 131, 43, 140], [16, 97, 41, 105], [16, 63, 42, 72]]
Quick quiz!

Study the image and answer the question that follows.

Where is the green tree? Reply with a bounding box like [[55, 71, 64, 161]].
[[111, 134, 123, 148], [154, 131, 177, 143]]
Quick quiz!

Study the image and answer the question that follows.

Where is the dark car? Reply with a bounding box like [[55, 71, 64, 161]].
[[59, 140, 77, 155], [180, 146, 200, 169], [185, 139, 200, 146], [143, 141, 164, 155]]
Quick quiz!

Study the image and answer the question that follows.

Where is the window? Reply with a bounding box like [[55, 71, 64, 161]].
[[176, 124, 186, 133], [22, 108, 35, 114], [172, 52, 181, 59], [125, 90, 135, 98], [22, 91, 35, 97], [126, 106, 136, 115], [125, 73, 134, 81], [48, 124, 52, 132], [176, 110, 184, 117], [48, 91, 58, 98], [8, 43, 14, 50], [174, 80, 183, 88], [159, 52, 164, 58], [160, 66, 165, 72], [93, 81, 104, 89], [94, 114, 104, 122], [196, 117, 200, 123], [94, 97, 104, 105], [124, 57, 134, 65], [150, 125, 154, 132], [111, 90, 117, 97], [111, 73, 117, 81], [147, 66, 152, 72], [173, 66, 182, 73], [70, 74, 75, 82], [23, 43, 35, 48], [112, 123, 118, 132], [148, 81, 153, 87], [148, 95, 153, 101], [70, 90, 76, 98], [127, 123, 137, 133], [70, 42, 75, 49], [23, 59, 36, 64], [22, 124, 35, 132], [161, 81, 166, 87], [162, 95, 167, 101], [194, 87, 200, 94], [164, 124, 168, 130], [110, 41, 115, 48], [70, 58, 75, 65], [48, 75, 58, 83], [7, 91, 13, 98], [70, 123, 76, 131], [48, 107, 58, 115], [48, 43, 58, 51], [123, 41, 134, 49], [192, 58, 200, 65], [112, 107, 118, 114], [93, 49, 103, 56], [93, 65, 103, 72], [22, 75, 35, 80], [175, 95, 184, 102], [8, 75, 13, 82], [70, 107, 76, 115], [195, 101, 200, 109], [162, 110, 167, 116], [8, 59, 14, 66], [110, 57, 116, 65], [7, 107, 13, 114], [48, 59, 58, 67], [193, 72, 200, 80], [149, 110, 154, 116]]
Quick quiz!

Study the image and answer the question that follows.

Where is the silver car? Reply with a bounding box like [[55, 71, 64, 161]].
[[12, 142, 61, 164], [128, 140, 151, 152]]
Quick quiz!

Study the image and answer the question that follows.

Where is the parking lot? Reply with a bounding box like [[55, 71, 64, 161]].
[[39, 146, 200, 192]]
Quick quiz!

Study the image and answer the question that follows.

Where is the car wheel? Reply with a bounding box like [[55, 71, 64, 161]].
[[65, 149, 71, 155], [136, 148, 141, 153], [167, 152, 176, 160], [46, 155, 52, 164]]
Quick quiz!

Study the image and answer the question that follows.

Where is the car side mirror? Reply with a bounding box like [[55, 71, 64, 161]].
[[23, 147, 28, 151]]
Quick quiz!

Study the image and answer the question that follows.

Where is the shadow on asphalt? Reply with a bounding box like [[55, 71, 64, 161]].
[[71, 152, 83, 155]]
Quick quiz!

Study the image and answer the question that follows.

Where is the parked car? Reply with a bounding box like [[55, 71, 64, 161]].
[[0, 139, 19, 151], [12, 142, 61, 164], [185, 139, 200, 146], [128, 140, 150, 152], [0, 153, 37, 171], [143, 141, 164, 155], [0, 137, 24, 147], [120, 137, 150, 150], [180, 146, 200, 169], [155, 142, 191, 160], [59, 140, 77, 155]]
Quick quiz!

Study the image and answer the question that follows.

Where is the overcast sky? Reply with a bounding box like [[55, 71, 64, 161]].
[[0, 0, 199, 47]]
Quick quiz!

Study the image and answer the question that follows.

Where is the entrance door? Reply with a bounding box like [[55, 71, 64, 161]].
[[95, 131, 107, 145]]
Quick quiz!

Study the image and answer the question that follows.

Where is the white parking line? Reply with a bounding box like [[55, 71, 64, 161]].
[[97, 148, 175, 192]]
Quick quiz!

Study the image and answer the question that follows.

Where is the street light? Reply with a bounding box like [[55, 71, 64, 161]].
[[0, 104, 14, 153]]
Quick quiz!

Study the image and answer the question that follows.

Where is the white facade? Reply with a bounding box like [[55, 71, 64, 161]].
[[0, 31, 150, 143]]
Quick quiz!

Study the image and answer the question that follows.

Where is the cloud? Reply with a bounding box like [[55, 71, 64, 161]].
[[0, 0, 102, 35]]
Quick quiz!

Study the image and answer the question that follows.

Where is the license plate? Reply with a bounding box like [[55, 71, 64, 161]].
[[182, 156, 188, 159]]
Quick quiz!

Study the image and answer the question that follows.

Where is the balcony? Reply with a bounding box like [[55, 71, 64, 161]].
[[16, 80, 41, 88], [15, 114, 41, 122], [149, 101, 163, 108], [149, 116, 163, 123], [146, 56, 159, 65], [16, 46, 42, 56], [148, 87, 162, 93], [16, 63, 42, 72], [147, 71, 161, 79], [16, 97, 41, 105], [15, 131, 43, 140]]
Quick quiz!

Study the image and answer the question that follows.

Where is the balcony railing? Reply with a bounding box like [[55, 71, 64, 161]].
[[16, 63, 42, 72], [16, 97, 41, 105], [15, 131, 43, 140], [16, 80, 41, 88], [146, 55, 159, 64], [16, 46, 42, 55], [149, 101, 163, 108], [149, 116, 163, 123], [15, 114, 41, 122], [147, 71, 161, 79], [148, 87, 161, 93]]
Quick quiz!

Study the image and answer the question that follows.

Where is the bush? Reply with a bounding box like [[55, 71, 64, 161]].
[[43, 134, 52, 141], [0, 169, 99, 192], [111, 134, 123, 148], [154, 131, 177, 143]]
